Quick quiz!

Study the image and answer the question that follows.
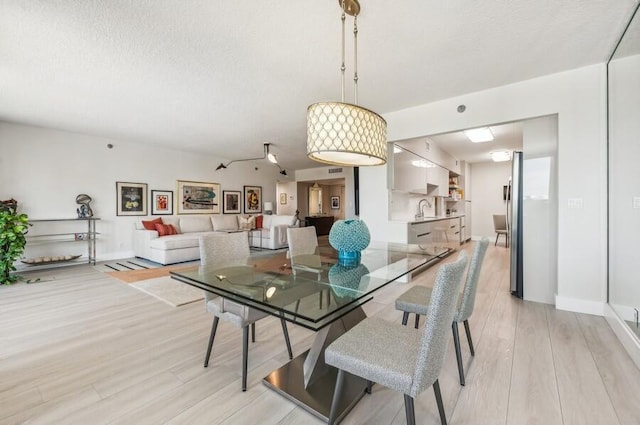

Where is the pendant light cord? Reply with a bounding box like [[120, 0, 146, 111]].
[[340, 1, 346, 103], [353, 15, 358, 105]]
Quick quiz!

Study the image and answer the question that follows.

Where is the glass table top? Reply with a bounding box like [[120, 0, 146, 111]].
[[170, 241, 451, 331]]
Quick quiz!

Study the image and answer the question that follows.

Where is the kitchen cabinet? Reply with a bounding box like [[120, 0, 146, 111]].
[[432, 217, 462, 250], [427, 165, 449, 197], [388, 145, 428, 194]]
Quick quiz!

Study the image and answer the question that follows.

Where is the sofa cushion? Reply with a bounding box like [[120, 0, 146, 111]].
[[212, 215, 239, 231], [179, 216, 213, 233], [150, 232, 211, 250], [142, 217, 163, 230], [255, 215, 263, 229], [271, 215, 296, 226], [155, 223, 178, 236]]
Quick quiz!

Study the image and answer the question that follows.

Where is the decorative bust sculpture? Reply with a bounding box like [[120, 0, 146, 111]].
[[76, 194, 94, 218]]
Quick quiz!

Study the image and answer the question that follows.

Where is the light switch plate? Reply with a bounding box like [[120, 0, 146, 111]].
[[568, 198, 583, 209], [633, 197, 640, 209]]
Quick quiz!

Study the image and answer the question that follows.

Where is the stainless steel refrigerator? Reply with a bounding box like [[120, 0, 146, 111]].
[[508, 151, 523, 298]]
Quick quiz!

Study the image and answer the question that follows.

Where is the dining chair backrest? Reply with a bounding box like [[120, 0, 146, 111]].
[[493, 214, 507, 231], [410, 251, 468, 397], [455, 238, 490, 323], [199, 232, 250, 302], [287, 226, 322, 270], [287, 226, 319, 256]]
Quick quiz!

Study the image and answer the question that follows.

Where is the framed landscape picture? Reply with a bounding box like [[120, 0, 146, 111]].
[[151, 190, 173, 215], [243, 185, 262, 214], [177, 180, 220, 214], [279, 193, 287, 205], [223, 190, 241, 214], [331, 196, 340, 209], [116, 182, 148, 216]]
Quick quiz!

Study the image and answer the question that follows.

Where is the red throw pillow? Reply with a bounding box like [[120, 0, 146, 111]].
[[155, 223, 177, 236], [142, 217, 163, 230], [255, 215, 263, 229]]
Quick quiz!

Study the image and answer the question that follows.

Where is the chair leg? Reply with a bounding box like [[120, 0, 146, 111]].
[[280, 318, 293, 359], [365, 380, 373, 394], [319, 290, 323, 309], [251, 323, 256, 343], [402, 311, 409, 326], [495, 233, 499, 246], [328, 369, 345, 425], [404, 394, 416, 425], [433, 379, 447, 425], [414, 314, 420, 329], [204, 317, 219, 367], [463, 320, 475, 356], [452, 322, 465, 386], [242, 325, 249, 391]]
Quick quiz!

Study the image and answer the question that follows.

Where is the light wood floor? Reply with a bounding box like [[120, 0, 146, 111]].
[[2, 244, 640, 425]]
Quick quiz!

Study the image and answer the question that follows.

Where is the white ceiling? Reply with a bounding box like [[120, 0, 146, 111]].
[[0, 1, 637, 171]]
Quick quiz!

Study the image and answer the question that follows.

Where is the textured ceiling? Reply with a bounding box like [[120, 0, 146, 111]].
[[0, 0, 637, 170]]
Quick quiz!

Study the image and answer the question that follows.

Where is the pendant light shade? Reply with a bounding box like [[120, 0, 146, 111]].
[[307, 102, 387, 166], [306, 0, 387, 167]]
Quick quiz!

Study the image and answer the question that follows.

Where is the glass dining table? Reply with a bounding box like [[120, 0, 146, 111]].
[[170, 241, 451, 423]]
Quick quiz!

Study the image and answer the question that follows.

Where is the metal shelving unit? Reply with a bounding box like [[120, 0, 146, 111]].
[[19, 217, 100, 271]]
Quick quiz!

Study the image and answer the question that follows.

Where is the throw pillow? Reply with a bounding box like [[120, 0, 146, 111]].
[[255, 215, 263, 229], [142, 217, 163, 230], [237, 215, 256, 230], [155, 223, 177, 236]]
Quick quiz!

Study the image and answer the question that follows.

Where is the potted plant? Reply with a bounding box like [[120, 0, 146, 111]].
[[0, 199, 30, 284]]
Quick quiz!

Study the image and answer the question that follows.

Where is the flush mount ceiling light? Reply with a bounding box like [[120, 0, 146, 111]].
[[216, 143, 280, 170], [306, 0, 387, 167], [490, 150, 511, 162], [464, 127, 494, 143]]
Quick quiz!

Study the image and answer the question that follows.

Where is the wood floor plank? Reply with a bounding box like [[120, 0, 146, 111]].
[[577, 314, 640, 424], [506, 301, 563, 425], [547, 307, 620, 425]]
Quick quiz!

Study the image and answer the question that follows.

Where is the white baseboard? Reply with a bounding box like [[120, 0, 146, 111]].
[[555, 295, 606, 316], [604, 304, 640, 370], [98, 250, 135, 262]]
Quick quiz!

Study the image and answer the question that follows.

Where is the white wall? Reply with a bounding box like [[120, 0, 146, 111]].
[[276, 181, 297, 216], [469, 161, 511, 239], [360, 63, 607, 314], [0, 122, 286, 261]]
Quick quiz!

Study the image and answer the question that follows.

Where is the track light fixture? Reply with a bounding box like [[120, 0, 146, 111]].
[[215, 143, 280, 171]]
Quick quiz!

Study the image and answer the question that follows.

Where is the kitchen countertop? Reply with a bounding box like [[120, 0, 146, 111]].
[[406, 214, 465, 225]]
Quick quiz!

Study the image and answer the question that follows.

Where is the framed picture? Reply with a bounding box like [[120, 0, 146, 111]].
[[243, 185, 262, 214], [116, 182, 148, 216], [223, 190, 241, 214], [279, 193, 287, 205], [151, 190, 173, 215], [177, 180, 221, 214], [331, 196, 340, 209]]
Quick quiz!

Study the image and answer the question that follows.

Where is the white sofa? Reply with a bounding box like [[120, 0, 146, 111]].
[[132, 214, 297, 265]]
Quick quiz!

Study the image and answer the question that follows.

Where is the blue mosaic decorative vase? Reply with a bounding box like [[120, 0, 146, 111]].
[[329, 219, 371, 266], [328, 263, 370, 299]]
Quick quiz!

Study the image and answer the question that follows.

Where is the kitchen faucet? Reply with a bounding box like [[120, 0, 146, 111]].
[[416, 198, 432, 220]]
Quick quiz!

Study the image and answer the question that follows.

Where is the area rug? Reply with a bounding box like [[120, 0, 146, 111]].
[[129, 276, 203, 307], [106, 264, 197, 283]]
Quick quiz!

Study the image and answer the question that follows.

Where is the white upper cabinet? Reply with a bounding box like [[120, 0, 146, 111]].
[[387, 145, 428, 194], [426, 165, 449, 196]]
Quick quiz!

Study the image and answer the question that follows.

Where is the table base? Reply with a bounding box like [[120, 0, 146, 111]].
[[263, 306, 369, 423], [263, 352, 367, 422]]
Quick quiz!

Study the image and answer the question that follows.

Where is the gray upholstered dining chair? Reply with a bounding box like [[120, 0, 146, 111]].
[[325, 251, 469, 425], [287, 226, 329, 308], [395, 238, 490, 386], [199, 232, 293, 391], [493, 214, 508, 247], [287, 226, 322, 277]]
